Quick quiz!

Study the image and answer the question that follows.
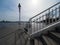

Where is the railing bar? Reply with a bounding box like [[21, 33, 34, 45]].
[[44, 15, 46, 27], [59, 5, 60, 20], [35, 19, 37, 31], [30, 21, 32, 34], [45, 14, 47, 26], [46, 13, 49, 25], [43, 15, 45, 27], [38, 18, 39, 30], [41, 16, 43, 28], [39, 17, 41, 30], [38, 18, 39, 31], [34, 20, 35, 32], [45, 14, 48, 25], [42, 15, 44, 28], [52, 9, 54, 23], [48, 9, 50, 24], [32, 21, 34, 33], [36, 19, 38, 31], [55, 8, 57, 22], [41, 17, 42, 29]]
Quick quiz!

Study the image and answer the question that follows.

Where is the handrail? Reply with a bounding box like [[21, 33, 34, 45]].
[[29, 2, 60, 34]]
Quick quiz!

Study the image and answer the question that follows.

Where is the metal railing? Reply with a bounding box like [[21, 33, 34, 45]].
[[29, 2, 60, 34]]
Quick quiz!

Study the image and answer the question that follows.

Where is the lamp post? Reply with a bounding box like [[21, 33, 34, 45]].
[[18, 3, 31, 45], [18, 3, 21, 26]]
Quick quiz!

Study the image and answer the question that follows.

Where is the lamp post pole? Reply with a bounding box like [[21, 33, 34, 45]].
[[18, 3, 31, 45], [18, 3, 23, 45], [18, 3, 21, 26]]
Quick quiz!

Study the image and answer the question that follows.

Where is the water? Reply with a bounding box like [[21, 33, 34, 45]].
[[0, 22, 19, 38]]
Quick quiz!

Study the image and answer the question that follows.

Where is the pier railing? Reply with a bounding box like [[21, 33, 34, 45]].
[[29, 2, 60, 34]]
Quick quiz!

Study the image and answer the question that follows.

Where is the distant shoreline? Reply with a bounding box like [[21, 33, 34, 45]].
[[0, 21, 29, 23]]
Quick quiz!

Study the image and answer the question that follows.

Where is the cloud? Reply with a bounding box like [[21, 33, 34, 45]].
[[0, 0, 60, 21]]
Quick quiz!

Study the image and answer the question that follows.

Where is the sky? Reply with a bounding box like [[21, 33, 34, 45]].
[[0, 0, 60, 21]]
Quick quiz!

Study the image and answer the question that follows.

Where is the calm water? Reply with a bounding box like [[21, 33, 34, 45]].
[[0, 23, 19, 38]]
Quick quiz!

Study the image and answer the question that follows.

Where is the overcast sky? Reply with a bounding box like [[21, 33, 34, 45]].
[[0, 0, 59, 21]]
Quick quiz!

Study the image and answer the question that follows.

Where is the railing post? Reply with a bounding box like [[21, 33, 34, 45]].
[[55, 8, 57, 22], [46, 13, 49, 25], [42, 15, 44, 28], [45, 14, 47, 25], [52, 9, 54, 23], [39, 17, 41, 30], [43, 15, 45, 28], [34, 19, 35, 32], [38, 18, 40, 30], [29, 19, 32, 34], [59, 6, 60, 20], [37, 18, 39, 31], [31, 21, 32, 34], [36, 19, 38, 31], [41, 17, 42, 29], [48, 9, 50, 24]]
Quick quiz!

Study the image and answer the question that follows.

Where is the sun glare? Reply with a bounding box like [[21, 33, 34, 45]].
[[32, 0, 38, 6]]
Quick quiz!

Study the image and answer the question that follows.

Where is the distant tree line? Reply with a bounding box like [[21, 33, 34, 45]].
[[0, 20, 11, 23]]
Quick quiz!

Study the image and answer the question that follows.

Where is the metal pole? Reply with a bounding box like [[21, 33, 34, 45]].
[[18, 3, 21, 26], [18, 3, 22, 45]]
